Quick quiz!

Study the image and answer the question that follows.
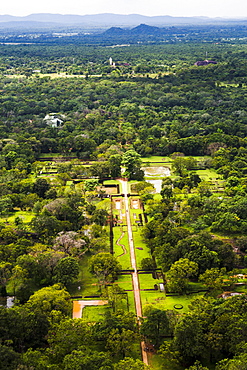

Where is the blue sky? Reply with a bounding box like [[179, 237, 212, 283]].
[[1, 0, 247, 18]]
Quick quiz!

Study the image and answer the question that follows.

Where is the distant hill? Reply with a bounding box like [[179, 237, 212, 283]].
[[104, 24, 163, 36], [104, 27, 129, 35], [130, 24, 161, 34], [0, 13, 246, 30]]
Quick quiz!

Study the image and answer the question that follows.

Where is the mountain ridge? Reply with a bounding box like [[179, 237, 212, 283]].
[[0, 13, 246, 28]]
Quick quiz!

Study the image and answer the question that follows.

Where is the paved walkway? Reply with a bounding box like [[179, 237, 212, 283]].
[[120, 179, 148, 366]]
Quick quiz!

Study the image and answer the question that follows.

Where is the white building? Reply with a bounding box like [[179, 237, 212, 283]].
[[44, 113, 64, 128]]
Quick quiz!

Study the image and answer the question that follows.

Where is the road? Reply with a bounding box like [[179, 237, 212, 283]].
[[120, 179, 149, 366]]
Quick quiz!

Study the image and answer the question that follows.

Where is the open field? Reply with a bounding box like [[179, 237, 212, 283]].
[[139, 273, 161, 289], [195, 168, 222, 181], [133, 231, 151, 269], [141, 156, 171, 163], [77, 256, 100, 297], [141, 291, 205, 313], [0, 210, 34, 224], [113, 226, 131, 269], [82, 305, 111, 322], [114, 275, 136, 312]]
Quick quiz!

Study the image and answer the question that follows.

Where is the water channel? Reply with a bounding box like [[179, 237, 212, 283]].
[[143, 166, 170, 193]]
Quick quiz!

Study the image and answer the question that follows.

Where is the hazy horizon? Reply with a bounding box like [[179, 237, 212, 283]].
[[1, 0, 247, 19]]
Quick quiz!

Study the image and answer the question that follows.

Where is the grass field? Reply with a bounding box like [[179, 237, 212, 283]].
[[77, 256, 100, 297], [141, 156, 171, 163], [113, 227, 131, 269], [0, 210, 34, 225], [141, 291, 204, 313], [195, 169, 222, 181], [132, 228, 151, 269], [139, 273, 161, 289], [115, 275, 136, 312], [82, 305, 111, 322]]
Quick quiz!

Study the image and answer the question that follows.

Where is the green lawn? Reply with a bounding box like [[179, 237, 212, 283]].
[[113, 227, 131, 269], [77, 256, 100, 297], [116, 274, 133, 290], [132, 228, 151, 269], [141, 291, 204, 313], [195, 169, 222, 181], [187, 281, 208, 292], [82, 305, 112, 322], [130, 208, 143, 224], [141, 156, 171, 163], [0, 210, 34, 224], [114, 275, 136, 313], [139, 273, 161, 290], [126, 291, 136, 313]]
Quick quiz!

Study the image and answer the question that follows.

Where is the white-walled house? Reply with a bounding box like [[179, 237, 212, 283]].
[[44, 113, 64, 128]]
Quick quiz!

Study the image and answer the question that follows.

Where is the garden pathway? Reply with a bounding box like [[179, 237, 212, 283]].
[[120, 179, 148, 366], [73, 300, 108, 319], [116, 231, 127, 257]]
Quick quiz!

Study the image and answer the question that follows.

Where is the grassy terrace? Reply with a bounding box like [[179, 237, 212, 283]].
[[113, 226, 131, 270], [195, 168, 222, 181], [133, 228, 150, 269], [112, 275, 136, 313], [82, 305, 111, 322], [141, 291, 205, 314], [139, 273, 161, 290], [128, 196, 151, 269], [141, 156, 171, 163], [73, 256, 100, 297]]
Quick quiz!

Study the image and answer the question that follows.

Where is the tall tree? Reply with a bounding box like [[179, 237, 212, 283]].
[[121, 150, 144, 180], [140, 309, 170, 346], [166, 258, 198, 294], [89, 253, 121, 286]]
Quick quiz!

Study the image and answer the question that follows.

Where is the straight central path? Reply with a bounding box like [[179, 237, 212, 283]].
[[120, 179, 148, 366]]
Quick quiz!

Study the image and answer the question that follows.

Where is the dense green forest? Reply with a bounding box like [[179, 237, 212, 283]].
[[1, 34, 247, 370]]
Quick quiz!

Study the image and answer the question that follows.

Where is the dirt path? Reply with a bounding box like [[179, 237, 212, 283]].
[[120, 179, 149, 366], [73, 300, 108, 319], [116, 232, 127, 257]]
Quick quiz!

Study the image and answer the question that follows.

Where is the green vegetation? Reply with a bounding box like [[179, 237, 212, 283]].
[[113, 227, 131, 270], [141, 292, 205, 313], [1, 34, 247, 370], [133, 229, 151, 269], [82, 305, 111, 322]]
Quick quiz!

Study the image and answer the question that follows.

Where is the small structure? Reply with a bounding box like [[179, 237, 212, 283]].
[[194, 60, 217, 66], [159, 283, 165, 292], [44, 113, 64, 128], [220, 292, 243, 299]]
